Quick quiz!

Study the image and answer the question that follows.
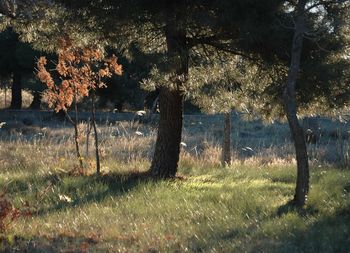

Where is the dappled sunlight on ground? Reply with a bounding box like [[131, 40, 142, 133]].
[[0, 116, 349, 252]]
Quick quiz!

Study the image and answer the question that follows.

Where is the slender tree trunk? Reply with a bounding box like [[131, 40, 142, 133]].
[[10, 70, 22, 109], [222, 111, 231, 166], [149, 4, 188, 178], [86, 118, 91, 157], [91, 92, 101, 175], [283, 0, 309, 207], [65, 93, 83, 169], [4, 85, 7, 108], [74, 94, 83, 169]]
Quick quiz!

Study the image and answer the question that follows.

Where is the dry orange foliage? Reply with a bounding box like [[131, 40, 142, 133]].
[[37, 37, 122, 112]]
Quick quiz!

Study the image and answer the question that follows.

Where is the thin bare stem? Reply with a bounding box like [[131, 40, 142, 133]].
[[91, 91, 100, 175]]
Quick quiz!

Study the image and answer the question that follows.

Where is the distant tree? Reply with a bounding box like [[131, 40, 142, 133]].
[[186, 58, 243, 166], [0, 28, 41, 109], [0, 30, 22, 109], [98, 43, 164, 111]]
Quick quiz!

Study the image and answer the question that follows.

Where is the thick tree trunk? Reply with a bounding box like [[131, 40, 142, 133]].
[[149, 4, 188, 178], [10, 71, 22, 109], [221, 111, 231, 166], [283, 0, 309, 207], [150, 88, 183, 178]]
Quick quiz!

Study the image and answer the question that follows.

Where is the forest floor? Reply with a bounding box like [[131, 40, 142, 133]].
[[0, 113, 349, 252]]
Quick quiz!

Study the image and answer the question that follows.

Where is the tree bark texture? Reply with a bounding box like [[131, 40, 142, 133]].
[[149, 4, 188, 178], [283, 0, 309, 207], [150, 88, 183, 178], [10, 70, 22, 109], [222, 112, 231, 166]]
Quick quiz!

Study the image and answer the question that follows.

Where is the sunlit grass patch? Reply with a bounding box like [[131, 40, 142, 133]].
[[2, 164, 349, 252], [308, 169, 350, 215], [1, 116, 350, 252]]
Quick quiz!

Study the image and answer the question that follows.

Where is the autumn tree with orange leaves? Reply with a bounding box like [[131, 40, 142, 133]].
[[37, 37, 122, 174]]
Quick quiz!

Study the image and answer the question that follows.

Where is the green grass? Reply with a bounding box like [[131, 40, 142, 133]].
[[0, 115, 349, 252], [1, 164, 350, 252]]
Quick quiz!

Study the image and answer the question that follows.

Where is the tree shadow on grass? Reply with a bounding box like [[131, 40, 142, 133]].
[[6, 170, 163, 217], [185, 206, 350, 253], [276, 200, 318, 217], [1, 233, 107, 253], [266, 211, 350, 253]]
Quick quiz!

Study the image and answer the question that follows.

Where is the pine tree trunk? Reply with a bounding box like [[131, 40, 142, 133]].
[[283, 0, 309, 207], [222, 111, 231, 166], [10, 71, 22, 109], [149, 4, 188, 178], [150, 88, 183, 178]]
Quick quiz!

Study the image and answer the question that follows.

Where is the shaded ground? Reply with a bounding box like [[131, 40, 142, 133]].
[[1, 166, 349, 252]]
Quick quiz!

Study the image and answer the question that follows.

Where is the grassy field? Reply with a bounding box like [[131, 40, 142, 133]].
[[0, 113, 349, 252]]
